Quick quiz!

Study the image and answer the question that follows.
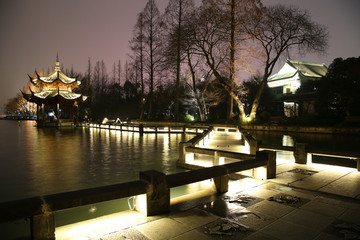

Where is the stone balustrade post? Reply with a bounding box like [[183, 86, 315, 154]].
[[239, 132, 245, 145], [31, 205, 55, 240], [213, 151, 220, 166], [213, 174, 229, 194], [138, 170, 170, 216], [254, 151, 276, 179], [249, 138, 258, 155], [139, 124, 144, 136], [178, 142, 192, 164], [294, 143, 308, 164]]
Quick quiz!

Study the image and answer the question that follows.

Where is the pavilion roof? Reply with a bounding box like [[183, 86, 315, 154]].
[[268, 59, 328, 82], [22, 90, 87, 104], [29, 61, 79, 85]]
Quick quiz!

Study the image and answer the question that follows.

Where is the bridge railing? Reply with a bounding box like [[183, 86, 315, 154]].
[[89, 123, 209, 135], [178, 125, 260, 168], [0, 151, 275, 240], [259, 143, 360, 171]]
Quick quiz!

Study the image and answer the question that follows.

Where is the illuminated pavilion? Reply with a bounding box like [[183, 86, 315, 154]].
[[267, 59, 328, 117], [22, 58, 87, 127]]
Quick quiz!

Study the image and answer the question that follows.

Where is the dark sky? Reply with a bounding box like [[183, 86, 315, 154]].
[[1, 0, 359, 111]]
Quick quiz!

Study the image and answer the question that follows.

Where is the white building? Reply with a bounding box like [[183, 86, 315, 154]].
[[267, 59, 328, 117]]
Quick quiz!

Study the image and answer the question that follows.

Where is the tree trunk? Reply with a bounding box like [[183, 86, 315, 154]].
[[227, 0, 236, 122], [249, 74, 268, 120]]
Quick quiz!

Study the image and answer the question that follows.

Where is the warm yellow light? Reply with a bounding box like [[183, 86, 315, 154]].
[[254, 166, 267, 180], [135, 194, 147, 215], [185, 153, 195, 163], [244, 116, 252, 123], [56, 209, 147, 240], [219, 157, 225, 165], [102, 118, 108, 124]]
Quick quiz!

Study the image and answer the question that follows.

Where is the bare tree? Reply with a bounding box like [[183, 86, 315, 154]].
[[112, 62, 116, 84], [130, 12, 146, 120], [93, 61, 101, 95], [142, 0, 164, 119], [117, 60, 122, 86], [191, 0, 261, 121], [245, 4, 328, 119], [163, 0, 195, 121], [186, 3, 246, 119], [185, 1, 263, 121]]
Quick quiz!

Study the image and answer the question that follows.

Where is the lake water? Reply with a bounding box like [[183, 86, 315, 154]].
[[0, 120, 194, 203]]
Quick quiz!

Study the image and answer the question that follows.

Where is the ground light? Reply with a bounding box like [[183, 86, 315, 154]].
[[56, 209, 148, 240], [55, 177, 269, 239]]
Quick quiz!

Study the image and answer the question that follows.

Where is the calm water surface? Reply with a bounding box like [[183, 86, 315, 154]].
[[0, 120, 191, 203]]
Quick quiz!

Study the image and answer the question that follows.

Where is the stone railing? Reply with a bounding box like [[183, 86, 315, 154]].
[[89, 123, 208, 135], [259, 143, 360, 171], [0, 151, 275, 240], [178, 126, 260, 168]]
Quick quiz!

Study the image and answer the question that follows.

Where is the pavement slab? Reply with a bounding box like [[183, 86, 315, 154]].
[[243, 187, 279, 199], [313, 195, 360, 210], [300, 199, 347, 218], [171, 229, 212, 240], [236, 211, 276, 231], [260, 219, 320, 240], [171, 208, 219, 228], [136, 218, 192, 240], [291, 169, 354, 191], [101, 227, 150, 240], [281, 209, 335, 233], [318, 171, 360, 198], [313, 232, 343, 240], [246, 200, 295, 219], [270, 171, 308, 185], [338, 207, 360, 225], [243, 231, 279, 240]]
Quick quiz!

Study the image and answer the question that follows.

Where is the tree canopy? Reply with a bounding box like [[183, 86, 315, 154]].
[[317, 57, 360, 118]]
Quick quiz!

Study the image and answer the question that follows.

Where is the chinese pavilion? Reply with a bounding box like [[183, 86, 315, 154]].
[[22, 58, 87, 127], [267, 59, 328, 117]]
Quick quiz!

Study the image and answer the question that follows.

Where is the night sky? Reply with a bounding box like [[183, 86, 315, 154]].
[[0, 0, 359, 111]]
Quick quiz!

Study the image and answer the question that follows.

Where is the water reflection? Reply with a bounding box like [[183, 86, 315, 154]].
[[0, 121, 192, 202], [282, 135, 294, 146]]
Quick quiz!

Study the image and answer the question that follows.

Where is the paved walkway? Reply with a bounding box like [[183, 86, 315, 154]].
[[56, 132, 360, 240]]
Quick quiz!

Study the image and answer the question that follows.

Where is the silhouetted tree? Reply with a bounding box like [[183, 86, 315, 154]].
[[202, 0, 263, 121], [142, 0, 164, 119], [317, 57, 360, 118], [130, 12, 146, 120], [245, 4, 328, 120], [163, 0, 195, 121]]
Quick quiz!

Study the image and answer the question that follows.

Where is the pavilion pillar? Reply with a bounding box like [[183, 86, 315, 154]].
[[41, 104, 45, 122], [73, 105, 78, 125], [37, 104, 40, 121], [56, 103, 60, 125]]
